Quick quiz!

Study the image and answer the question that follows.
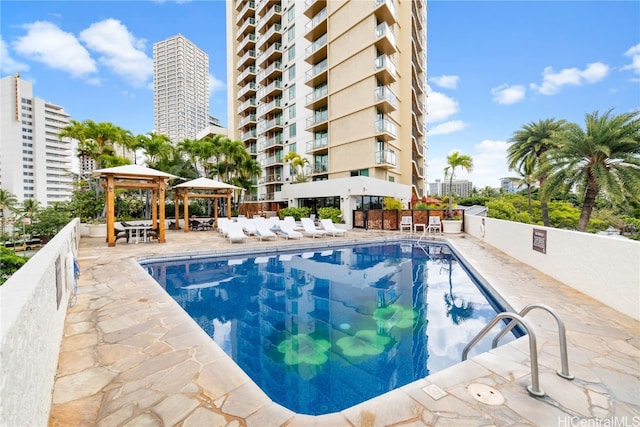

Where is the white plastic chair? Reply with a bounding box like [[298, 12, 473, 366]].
[[319, 219, 346, 237], [226, 222, 247, 243], [426, 216, 442, 233], [300, 218, 327, 238], [399, 216, 413, 232]]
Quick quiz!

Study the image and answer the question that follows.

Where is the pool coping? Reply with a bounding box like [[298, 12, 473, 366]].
[[49, 230, 640, 426]]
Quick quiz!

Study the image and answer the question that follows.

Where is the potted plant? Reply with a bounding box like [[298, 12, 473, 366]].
[[442, 151, 473, 233]]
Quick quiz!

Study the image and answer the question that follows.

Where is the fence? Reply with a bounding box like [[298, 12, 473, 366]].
[[352, 209, 464, 230]]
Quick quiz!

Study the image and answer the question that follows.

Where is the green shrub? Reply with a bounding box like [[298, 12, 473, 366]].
[[414, 202, 428, 210], [318, 207, 342, 223], [0, 246, 27, 286], [383, 197, 403, 210], [279, 207, 311, 220]]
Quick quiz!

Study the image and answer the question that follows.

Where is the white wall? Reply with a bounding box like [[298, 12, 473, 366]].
[[0, 219, 79, 426], [464, 215, 640, 321]]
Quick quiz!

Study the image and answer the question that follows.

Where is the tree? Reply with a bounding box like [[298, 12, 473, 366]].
[[284, 151, 310, 182], [0, 189, 18, 238], [444, 151, 473, 217], [540, 109, 640, 232], [137, 132, 173, 168], [507, 118, 568, 226]]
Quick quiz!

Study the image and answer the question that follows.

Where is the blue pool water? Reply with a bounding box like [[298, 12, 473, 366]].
[[141, 241, 518, 415]]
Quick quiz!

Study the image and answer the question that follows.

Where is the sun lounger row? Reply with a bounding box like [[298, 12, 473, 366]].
[[216, 216, 346, 243]]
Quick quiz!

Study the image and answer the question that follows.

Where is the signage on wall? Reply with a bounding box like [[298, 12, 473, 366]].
[[532, 229, 547, 254]]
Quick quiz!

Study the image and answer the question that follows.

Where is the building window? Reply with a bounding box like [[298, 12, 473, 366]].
[[289, 123, 296, 137], [288, 104, 296, 119], [288, 84, 296, 99], [287, 46, 296, 62], [287, 26, 295, 43], [288, 64, 296, 80], [350, 169, 369, 177]]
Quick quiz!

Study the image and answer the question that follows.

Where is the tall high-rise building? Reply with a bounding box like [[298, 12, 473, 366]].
[[153, 34, 210, 143], [0, 74, 74, 206], [227, 0, 427, 221]]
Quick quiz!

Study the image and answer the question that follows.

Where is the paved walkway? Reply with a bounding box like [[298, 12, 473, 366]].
[[49, 229, 639, 426]]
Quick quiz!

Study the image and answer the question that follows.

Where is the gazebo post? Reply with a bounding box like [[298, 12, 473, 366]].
[[183, 191, 190, 232], [227, 191, 232, 219], [213, 198, 218, 228], [151, 187, 158, 229], [158, 179, 166, 243], [174, 192, 180, 229], [106, 175, 115, 247]]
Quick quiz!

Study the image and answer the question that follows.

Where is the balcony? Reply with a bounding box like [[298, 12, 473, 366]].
[[241, 128, 258, 141], [374, 86, 397, 113], [305, 135, 328, 153], [257, 4, 281, 33], [259, 134, 284, 150], [306, 111, 328, 131], [236, 49, 256, 69], [257, 61, 282, 84], [374, 54, 397, 85], [375, 149, 397, 168], [305, 58, 328, 87], [312, 163, 328, 175], [237, 97, 257, 114], [257, 79, 283, 100], [375, 22, 397, 56], [261, 173, 283, 184], [238, 81, 257, 99], [237, 65, 256, 85], [256, 23, 282, 50], [236, 33, 256, 54], [374, 0, 396, 25], [304, 0, 326, 18], [257, 42, 282, 67], [262, 116, 284, 133], [238, 113, 257, 129], [257, 98, 283, 116], [237, 17, 256, 41], [236, 1, 255, 24], [375, 118, 397, 140], [263, 154, 284, 166], [304, 8, 327, 41], [305, 33, 327, 64], [305, 84, 328, 109]]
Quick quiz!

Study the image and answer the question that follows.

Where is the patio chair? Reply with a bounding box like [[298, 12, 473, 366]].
[[271, 220, 303, 239], [255, 222, 278, 241], [399, 216, 413, 232], [300, 218, 327, 238], [226, 222, 248, 243], [319, 219, 347, 237], [282, 216, 303, 231], [114, 223, 130, 243], [426, 216, 442, 234], [217, 218, 231, 236]]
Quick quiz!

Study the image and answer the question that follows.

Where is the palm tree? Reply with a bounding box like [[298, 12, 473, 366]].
[[137, 132, 173, 168], [444, 151, 473, 217], [0, 189, 18, 237], [20, 199, 41, 222], [540, 109, 640, 232], [507, 118, 568, 226], [284, 151, 310, 182], [515, 158, 537, 216]]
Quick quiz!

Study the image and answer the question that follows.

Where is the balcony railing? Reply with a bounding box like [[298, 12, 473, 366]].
[[375, 118, 397, 137], [374, 86, 397, 108], [237, 65, 256, 84], [306, 112, 328, 128], [306, 135, 328, 152], [257, 98, 282, 116], [375, 54, 397, 78], [376, 149, 397, 166], [237, 98, 257, 114], [305, 84, 328, 105], [312, 164, 328, 174], [305, 33, 327, 58], [305, 58, 328, 81]]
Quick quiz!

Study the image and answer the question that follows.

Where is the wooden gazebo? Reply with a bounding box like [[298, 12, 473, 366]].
[[91, 165, 181, 246], [172, 177, 241, 232]]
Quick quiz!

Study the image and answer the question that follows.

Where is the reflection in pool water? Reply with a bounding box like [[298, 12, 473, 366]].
[[142, 242, 516, 415]]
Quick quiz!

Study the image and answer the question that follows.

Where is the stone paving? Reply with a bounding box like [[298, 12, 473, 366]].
[[48, 228, 640, 426]]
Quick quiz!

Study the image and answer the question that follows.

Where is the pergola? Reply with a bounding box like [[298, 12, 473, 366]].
[[91, 165, 181, 246], [172, 177, 241, 232]]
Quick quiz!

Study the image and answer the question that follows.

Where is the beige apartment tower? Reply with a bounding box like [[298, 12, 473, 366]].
[[227, 0, 426, 219], [154, 34, 210, 143]]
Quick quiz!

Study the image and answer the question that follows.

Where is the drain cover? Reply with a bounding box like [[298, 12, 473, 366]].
[[467, 383, 505, 405]]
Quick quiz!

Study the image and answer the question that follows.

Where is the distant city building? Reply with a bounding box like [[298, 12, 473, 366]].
[[226, 0, 427, 224], [429, 179, 473, 198], [0, 73, 74, 205], [500, 176, 522, 194], [153, 34, 210, 143]]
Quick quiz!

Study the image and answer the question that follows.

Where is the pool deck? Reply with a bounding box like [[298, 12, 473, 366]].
[[48, 228, 640, 427]]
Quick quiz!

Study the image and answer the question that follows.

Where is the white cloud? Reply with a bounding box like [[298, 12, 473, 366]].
[[209, 73, 224, 93], [426, 85, 460, 123], [491, 84, 526, 105], [530, 62, 609, 95], [428, 120, 467, 136], [13, 21, 97, 77], [472, 139, 512, 183], [0, 36, 29, 74], [622, 43, 640, 78], [430, 75, 459, 89], [79, 19, 153, 87]]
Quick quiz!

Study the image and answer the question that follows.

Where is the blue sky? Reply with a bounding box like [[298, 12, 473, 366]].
[[1, 1, 639, 189]]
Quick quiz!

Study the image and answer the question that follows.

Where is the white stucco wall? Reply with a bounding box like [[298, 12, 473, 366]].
[[464, 215, 640, 321], [0, 219, 79, 427]]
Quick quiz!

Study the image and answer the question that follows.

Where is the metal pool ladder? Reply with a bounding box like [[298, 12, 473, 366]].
[[462, 303, 574, 397]]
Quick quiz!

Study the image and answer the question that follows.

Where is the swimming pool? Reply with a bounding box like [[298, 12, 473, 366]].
[[142, 241, 519, 415]]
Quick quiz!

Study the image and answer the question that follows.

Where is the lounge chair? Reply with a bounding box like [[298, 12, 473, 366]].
[[255, 222, 278, 241], [114, 223, 130, 243], [271, 220, 303, 239], [240, 217, 258, 236], [217, 218, 231, 236], [319, 219, 347, 237], [300, 218, 327, 238], [226, 222, 247, 243], [282, 216, 303, 231]]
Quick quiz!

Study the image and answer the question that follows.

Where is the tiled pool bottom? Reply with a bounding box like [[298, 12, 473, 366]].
[[49, 231, 640, 427]]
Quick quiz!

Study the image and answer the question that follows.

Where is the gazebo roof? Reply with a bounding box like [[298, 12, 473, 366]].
[[173, 177, 240, 190], [91, 164, 181, 180]]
